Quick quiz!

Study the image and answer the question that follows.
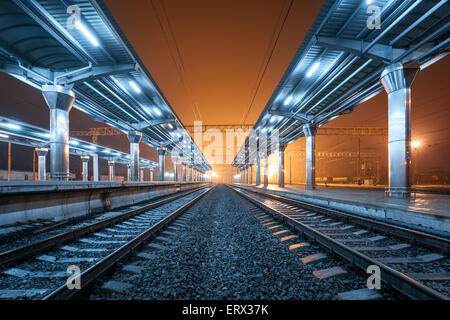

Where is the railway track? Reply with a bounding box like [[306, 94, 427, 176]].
[[0, 186, 213, 300], [229, 185, 450, 300], [89, 184, 384, 300]]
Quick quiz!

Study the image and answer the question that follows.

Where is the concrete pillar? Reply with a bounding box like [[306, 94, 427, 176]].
[[278, 144, 286, 188], [304, 123, 318, 190], [35, 148, 48, 181], [173, 156, 179, 182], [81, 155, 89, 181], [128, 131, 142, 181], [108, 160, 115, 181], [182, 163, 187, 182], [380, 62, 419, 198], [158, 148, 166, 181], [263, 156, 268, 187], [249, 165, 253, 184], [92, 153, 99, 181], [255, 156, 261, 185], [42, 85, 75, 181], [140, 167, 144, 182]]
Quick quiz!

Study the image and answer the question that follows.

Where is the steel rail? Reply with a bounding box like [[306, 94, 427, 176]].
[[228, 185, 449, 300], [231, 185, 450, 252], [0, 186, 208, 267], [44, 186, 215, 300]]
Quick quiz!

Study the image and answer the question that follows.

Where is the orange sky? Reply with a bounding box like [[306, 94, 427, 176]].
[[103, 0, 324, 126]]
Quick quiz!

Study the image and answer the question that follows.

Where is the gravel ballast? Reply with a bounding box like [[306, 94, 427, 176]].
[[90, 185, 396, 300]]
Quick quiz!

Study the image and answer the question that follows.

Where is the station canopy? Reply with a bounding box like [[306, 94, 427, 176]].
[[0, 116, 158, 168], [0, 0, 211, 172], [233, 0, 449, 168]]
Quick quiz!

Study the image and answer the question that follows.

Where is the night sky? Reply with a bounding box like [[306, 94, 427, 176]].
[[0, 0, 449, 182]]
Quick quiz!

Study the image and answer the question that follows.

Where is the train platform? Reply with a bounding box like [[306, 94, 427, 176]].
[[237, 184, 450, 236], [0, 181, 207, 236]]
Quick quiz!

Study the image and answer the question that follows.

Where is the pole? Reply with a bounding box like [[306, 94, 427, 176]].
[[7, 143, 11, 181]]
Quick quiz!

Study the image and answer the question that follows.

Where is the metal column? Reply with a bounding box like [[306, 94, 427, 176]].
[[249, 165, 253, 184], [255, 156, 261, 185], [42, 85, 75, 181], [380, 62, 419, 198], [245, 167, 248, 184], [246, 167, 250, 184], [189, 164, 193, 182], [126, 164, 131, 181], [278, 144, 286, 188], [263, 157, 268, 187], [140, 167, 145, 181], [81, 155, 89, 181], [150, 168, 154, 181], [35, 148, 48, 181], [158, 148, 166, 181], [304, 123, 318, 190], [7, 143, 11, 181], [92, 153, 99, 181], [182, 163, 187, 182], [173, 156, 179, 182], [108, 160, 115, 181], [128, 131, 142, 181]]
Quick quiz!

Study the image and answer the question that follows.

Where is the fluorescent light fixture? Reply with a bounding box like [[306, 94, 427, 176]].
[[0, 133, 9, 139], [284, 96, 293, 105], [270, 116, 277, 123], [0, 122, 21, 130], [37, 132, 51, 139], [306, 62, 320, 77], [129, 81, 141, 93], [153, 107, 162, 116], [69, 140, 79, 145], [87, 145, 97, 150], [167, 123, 174, 130], [115, 152, 122, 156], [103, 150, 111, 154], [75, 21, 99, 47], [366, 0, 374, 4]]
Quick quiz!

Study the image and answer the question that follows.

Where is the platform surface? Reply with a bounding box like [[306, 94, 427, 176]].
[[238, 184, 450, 235]]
